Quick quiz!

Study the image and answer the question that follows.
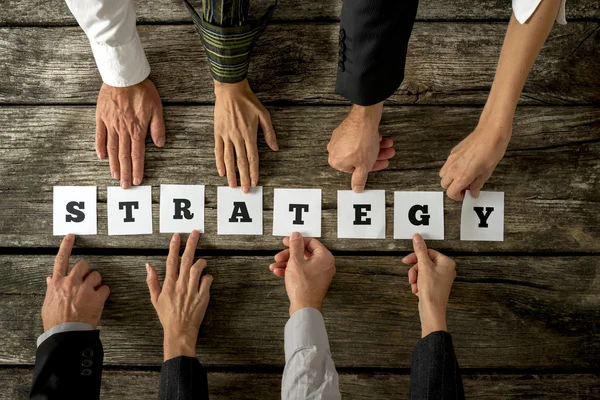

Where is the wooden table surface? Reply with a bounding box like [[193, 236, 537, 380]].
[[0, 0, 599, 398]]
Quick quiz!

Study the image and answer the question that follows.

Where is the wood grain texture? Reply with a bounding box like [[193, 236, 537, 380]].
[[1, 368, 600, 400], [1, 255, 598, 368], [1, 0, 599, 25], [0, 105, 598, 251], [1, 23, 598, 105]]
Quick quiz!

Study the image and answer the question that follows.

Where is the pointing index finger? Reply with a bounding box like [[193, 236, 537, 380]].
[[54, 234, 75, 279]]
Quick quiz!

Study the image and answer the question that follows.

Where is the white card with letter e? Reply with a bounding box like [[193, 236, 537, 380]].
[[460, 190, 504, 241], [53, 186, 97, 236], [159, 184, 205, 233], [273, 188, 322, 237], [394, 191, 444, 240], [217, 186, 263, 235], [107, 186, 153, 235], [337, 190, 386, 239]]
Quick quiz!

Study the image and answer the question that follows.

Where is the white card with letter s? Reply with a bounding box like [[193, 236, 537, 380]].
[[217, 186, 263, 235], [337, 190, 386, 239], [107, 186, 153, 235], [394, 191, 444, 240], [159, 184, 205, 233], [460, 190, 504, 241], [53, 186, 97, 235], [273, 188, 322, 237]]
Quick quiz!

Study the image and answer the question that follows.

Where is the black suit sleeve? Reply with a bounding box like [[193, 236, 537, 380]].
[[335, 0, 419, 106], [30, 330, 103, 400], [409, 331, 465, 400], [159, 356, 209, 400]]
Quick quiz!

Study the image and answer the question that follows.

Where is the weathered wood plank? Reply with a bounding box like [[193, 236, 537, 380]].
[[1, 0, 599, 25], [2, 368, 600, 400], [1, 255, 598, 368], [0, 106, 598, 252], [1, 23, 598, 105]]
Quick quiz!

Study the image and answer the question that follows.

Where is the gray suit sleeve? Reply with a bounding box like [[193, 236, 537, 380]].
[[282, 308, 341, 400]]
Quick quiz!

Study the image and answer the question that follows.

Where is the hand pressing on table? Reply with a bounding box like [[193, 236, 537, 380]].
[[96, 78, 165, 189], [269, 232, 336, 316], [42, 234, 110, 331], [146, 230, 213, 361], [402, 233, 456, 338], [327, 102, 395, 193], [214, 79, 278, 193]]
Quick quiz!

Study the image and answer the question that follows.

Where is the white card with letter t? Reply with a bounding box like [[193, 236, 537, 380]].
[[107, 186, 153, 235]]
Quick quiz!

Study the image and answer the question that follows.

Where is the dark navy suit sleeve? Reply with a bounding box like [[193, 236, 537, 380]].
[[159, 356, 209, 400]]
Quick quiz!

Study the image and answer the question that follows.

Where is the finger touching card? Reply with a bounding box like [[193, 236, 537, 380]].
[[53, 186, 97, 235], [460, 190, 504, 241]]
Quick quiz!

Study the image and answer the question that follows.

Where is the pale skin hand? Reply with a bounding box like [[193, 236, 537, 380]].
[[269, 232, 336, 316], [42, 234, 110, 331], [214, 79, 278, 193], [327, 102, 395, 192], [402, 233, 456, 338], [440, 0, 562, 201], [146, 230, 213, 362], [96, 78, 165, 189]]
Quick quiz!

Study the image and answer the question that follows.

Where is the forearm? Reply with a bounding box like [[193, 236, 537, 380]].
[[64, 0, 150, 86], [282, 308, 341, 399], [483, 0, 563, 123]]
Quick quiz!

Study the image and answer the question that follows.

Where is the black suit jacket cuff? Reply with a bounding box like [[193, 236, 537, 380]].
[[159, 356, 209, 400]]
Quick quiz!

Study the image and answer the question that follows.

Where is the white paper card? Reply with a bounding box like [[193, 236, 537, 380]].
[[107, 186, 153, 235], [159, 185, 205, 233], [394, 191, 444, 240], [460, 190, 504, 241], [217, 186, 263, 235], [53, 186, 97, 236], [273, 188, 322, 237], [337, 190, 386, 239]]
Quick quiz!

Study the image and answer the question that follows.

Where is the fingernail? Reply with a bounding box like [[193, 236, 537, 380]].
[[96, 151, 101, 159], [133, 178, 141, 186], [291, 232, 301, 240], [157, 138, 165, 147], [120, 181, 128, 189], [272, 143, 279, 151], [353, 185, 364, 192], [112, 171, 119, 180], [413, 234, 423, 243], [172, 234, 179, 242], [242, 186, 250, 193], [251, 178, 257, 187], [66, 234, 75, 241], [218, 169, 225, 177], [228, 181, 236, 188], [145, 264, 150, 274]]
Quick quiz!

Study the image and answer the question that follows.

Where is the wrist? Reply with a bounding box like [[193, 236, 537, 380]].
[[214, 78, 250, 96], [418, 301, 447, 338], [289, 301, 323, 317], [350, 102, 383, 125], [163, 333, 197, 361]]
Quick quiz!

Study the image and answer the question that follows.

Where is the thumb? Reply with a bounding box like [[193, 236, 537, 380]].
[[150, 105, 166, 148], [412, 233, 431, 265], [288, 232, 306, 264], [146, 263, 161, 307], [259, 110, 278, 151], [351, 167, 368, 193]]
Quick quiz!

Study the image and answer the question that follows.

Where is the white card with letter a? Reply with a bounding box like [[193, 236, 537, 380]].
[[273, 188, 322, 237], [460, 190, 504, 241], [160, 184, 205, 233], [337, 190, 386, 239], [217, 186, 263, 235], [53, 186, 97, 236], [394, 191, 444, 240], [107, 186, 153, 235]]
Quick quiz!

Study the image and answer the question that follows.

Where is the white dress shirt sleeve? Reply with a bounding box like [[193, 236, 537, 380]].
[[282, 308, 341, 400], [64, 0, 151, 87], [37, 322, 94, 347], [513, 0, 567, 25]]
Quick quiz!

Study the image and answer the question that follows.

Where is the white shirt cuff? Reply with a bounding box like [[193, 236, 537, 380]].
[[89, 30, 151, 87], [284, 308, 330, 363], [513, 0, 567, 25], [37, 322, 94, 347]]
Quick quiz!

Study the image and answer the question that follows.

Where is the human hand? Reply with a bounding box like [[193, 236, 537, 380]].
[[269, 232, 336, 316], [146, 231, 213, 361], [42, 234, 110, 331], [327, 103, 395, 192], [214, 79, 278, 193], [439, 118, 511, 201], [96, 78, 165, 189], [402, 233, 456, 338]]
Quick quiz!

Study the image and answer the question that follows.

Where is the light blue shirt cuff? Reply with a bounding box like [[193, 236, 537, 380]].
[[37, 322, 94, 347], [284, 308, 330, 362]]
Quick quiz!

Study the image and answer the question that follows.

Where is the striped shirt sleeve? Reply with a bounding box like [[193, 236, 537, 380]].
[[182, 0, 277, 83]]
